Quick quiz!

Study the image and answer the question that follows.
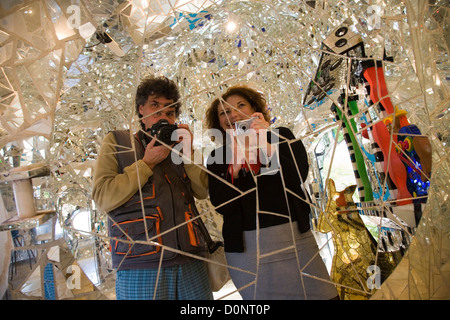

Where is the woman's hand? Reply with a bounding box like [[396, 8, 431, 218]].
[[250, 112, 273, 158], [250, 112, 270, 132], [230, 113, 271, 179]]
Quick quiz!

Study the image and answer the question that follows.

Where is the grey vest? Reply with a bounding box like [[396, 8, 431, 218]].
[[108, 130, 206, 270]]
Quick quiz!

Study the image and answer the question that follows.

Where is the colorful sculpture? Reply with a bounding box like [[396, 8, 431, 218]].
[[384, 108, 432, 203], [332, 95, 374, 202], [309, 21, 431, 299], [362, 63, 413, 206]]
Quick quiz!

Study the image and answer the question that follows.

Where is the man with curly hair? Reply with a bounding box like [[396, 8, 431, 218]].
[[93, 76, 212, 300]]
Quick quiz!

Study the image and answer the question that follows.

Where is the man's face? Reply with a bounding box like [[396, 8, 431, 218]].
[[139, 95, 177, 130]]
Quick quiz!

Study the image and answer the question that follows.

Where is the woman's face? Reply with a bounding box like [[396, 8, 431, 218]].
[[218, 94, 255, 131]]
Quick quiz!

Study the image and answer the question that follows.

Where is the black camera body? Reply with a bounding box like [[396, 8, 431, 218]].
[[146, 119, 178, 146]]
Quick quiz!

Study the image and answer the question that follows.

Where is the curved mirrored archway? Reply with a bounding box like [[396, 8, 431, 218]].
[[0, 0, 448, 300]]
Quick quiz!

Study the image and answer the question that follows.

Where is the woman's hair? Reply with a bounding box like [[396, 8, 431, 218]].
[[205, 85, 271, 136], [135, 76, 181, 128]]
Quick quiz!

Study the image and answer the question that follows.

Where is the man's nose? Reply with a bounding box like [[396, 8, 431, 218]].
[[158, 111, 170, 121], [160, 113, 168, 120]]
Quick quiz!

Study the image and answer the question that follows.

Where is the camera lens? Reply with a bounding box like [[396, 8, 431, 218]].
[[149, 119, 177, 146], [159, 127, 173, 143]]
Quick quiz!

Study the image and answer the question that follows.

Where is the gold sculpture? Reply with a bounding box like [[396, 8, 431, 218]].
[[318, 179, 395, 300]]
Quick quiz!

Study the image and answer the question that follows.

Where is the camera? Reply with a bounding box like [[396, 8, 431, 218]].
[[234, 117, 256, 135], [147, 119, 178, 146]]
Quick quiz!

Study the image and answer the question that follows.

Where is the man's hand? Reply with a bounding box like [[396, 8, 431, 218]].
[[142, 136, 172, 169], [175, 124, 193, 150]]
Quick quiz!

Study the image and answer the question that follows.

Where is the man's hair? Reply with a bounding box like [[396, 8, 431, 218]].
[[205, 85, 270, 136], [135, 76, 181, 127]]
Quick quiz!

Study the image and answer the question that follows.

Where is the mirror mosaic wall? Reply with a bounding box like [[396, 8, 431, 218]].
[[0, 0, 448, 300]]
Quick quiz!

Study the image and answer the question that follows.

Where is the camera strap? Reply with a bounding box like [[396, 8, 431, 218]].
[[159, 160, 222, 254], [136, 130, 152, 150]]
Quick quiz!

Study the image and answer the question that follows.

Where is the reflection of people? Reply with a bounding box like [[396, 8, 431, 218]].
[[205, 85, 338, 299], [92, 76, 213, 300]]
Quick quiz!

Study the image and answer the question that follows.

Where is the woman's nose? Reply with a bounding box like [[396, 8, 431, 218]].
[[229, 108, 239, 121]]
